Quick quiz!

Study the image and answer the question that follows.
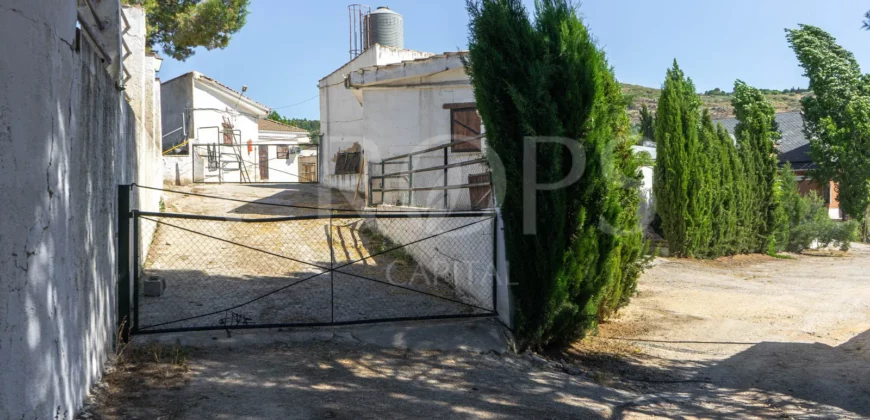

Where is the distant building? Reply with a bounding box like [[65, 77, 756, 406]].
[[717, 111, 841, 220], [161, 72, 313, 184], [318, 46, 490, 209]]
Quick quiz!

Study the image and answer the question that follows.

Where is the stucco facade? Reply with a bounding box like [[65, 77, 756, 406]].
[[0, 2, 162, 418], [318, 45, 435, 190], [160, 72, 270, 184]]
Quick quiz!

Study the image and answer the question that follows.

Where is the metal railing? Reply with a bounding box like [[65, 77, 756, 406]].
[[368, 135, 494, 211]]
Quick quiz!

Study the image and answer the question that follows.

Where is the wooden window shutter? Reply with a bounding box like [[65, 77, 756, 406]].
[[451, 108, 482, 152], [277, 145, 290, 159]]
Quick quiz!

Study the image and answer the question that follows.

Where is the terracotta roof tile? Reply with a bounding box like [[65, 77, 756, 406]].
[[258, 119, 308, 133]]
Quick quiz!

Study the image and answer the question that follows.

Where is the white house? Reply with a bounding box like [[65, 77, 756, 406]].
[[255, 119, 317, 183], [161, 72, 314, 184], [319, 47, 489, 209]]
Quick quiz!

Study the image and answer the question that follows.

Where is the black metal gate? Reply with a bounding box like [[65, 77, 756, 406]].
[[118, 187, 497, 334]]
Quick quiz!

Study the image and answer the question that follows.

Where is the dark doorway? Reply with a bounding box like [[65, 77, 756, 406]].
[[258, 145, 269, 181]]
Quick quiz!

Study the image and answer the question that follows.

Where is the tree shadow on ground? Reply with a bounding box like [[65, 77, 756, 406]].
[[227, 184, 363, 216], [565, 329, 870, 418], [92, 340, 623, 419]]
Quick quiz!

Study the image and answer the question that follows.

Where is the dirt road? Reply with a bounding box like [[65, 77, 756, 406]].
[[89, 183, 870, 418], [569, 244, 870, 418]]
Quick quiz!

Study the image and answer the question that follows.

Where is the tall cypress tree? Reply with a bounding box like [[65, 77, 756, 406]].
[[466, 0, 646, 348], [639, 103, 655, 143], [732, 80, 781, 253], [653, 61, 702, 257], [715, 122, 742, 254]]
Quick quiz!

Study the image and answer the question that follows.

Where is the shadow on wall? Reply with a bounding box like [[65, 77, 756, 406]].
[[0, 30, 140, 419]]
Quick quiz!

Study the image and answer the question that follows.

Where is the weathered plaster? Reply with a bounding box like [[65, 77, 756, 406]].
[[0, 2, 161, 418]]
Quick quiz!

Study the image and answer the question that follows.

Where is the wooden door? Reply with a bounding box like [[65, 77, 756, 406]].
[[468, 172, 493, 210], [258, 145, 269, 181]]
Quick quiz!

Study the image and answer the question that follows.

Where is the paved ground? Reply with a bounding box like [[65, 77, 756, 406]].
[[137, 184, 491, 332]]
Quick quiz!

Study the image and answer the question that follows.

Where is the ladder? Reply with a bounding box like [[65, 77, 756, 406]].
[[214, 129, 251, 183]]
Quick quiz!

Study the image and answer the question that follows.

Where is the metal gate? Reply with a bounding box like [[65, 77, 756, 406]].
[[118, 187, 497, 334]]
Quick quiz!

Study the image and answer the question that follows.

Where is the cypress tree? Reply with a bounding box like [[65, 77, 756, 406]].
[[653, 61, 702, 257], [639, 103, 655, 143], [715, 122, 742, 254], [466, 0, 646, 348], [732, 80, 781, 253]]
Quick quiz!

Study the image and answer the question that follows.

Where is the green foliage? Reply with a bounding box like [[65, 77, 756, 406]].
[[466, 0, 646, 349], [786, 25, 870, 222], [703, 87, 729, 96], [652, 61, 701, 256], [638, 103, 655, 143], [653, 66, 781, 257], [267, 111, 321, 144], [122, 0, 250, 61], [776, 163, 859, 252], [732, 80, 781, 252]]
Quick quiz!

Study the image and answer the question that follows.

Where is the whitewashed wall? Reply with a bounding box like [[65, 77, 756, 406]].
[[358, 68, 485, 208], [0, 2, 161, 418], [363, 213, 496, 312], [163, 155, 194, 185], [319, 45, 433, 191]]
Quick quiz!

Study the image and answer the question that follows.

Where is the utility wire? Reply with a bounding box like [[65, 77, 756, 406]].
[[272, 94, 319, 110]]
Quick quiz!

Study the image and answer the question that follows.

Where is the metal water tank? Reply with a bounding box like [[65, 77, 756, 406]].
[[366, 7, 404, 49]]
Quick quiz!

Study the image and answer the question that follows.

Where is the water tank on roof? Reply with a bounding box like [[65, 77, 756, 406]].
[[365, 7, 404, 49]]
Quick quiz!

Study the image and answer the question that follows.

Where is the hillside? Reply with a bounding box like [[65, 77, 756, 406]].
[[622, 83, 808, 123]]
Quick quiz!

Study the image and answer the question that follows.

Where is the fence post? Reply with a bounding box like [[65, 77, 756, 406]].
[[329, 215, 335, 323], [408, 156, 414, 207], [443, 147, 449, 209], [381, 161, 385, 205], [368, 161, 373, 207], [117, 184, 132, 342]]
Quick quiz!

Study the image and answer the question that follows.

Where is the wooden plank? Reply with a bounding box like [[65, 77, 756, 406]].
[[443, 102, 477, 110], [452, 108, 482, 152]]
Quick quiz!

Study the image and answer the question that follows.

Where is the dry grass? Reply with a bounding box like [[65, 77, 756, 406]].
[[80, 325, 193, 420]]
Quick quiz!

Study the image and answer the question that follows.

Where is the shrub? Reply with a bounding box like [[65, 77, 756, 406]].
[[777, 164, 859, 252]]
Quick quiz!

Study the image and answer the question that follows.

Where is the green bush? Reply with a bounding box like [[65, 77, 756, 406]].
[[777, 165, 859, 252]]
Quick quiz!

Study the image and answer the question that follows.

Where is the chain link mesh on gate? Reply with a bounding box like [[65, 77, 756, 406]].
[[133, 212, 496, 333]]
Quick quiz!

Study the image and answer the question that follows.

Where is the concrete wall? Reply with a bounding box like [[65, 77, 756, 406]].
[[357, 68, 485, 209], [163, 155, 194, 186], [160, 73, 193, 152], [123, 6, 163, 259], [319, 45, 433, 191], [363, 211, 497, 313], [0, 2, 160, 418]]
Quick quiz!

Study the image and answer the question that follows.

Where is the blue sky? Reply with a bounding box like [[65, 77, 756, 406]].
[[158, 0, 870, 120]]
